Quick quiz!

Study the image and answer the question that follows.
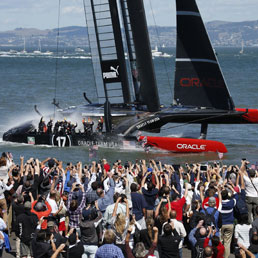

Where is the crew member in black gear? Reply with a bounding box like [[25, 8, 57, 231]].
[[38, 117, 46, 134], [47, 118, 53, 134], [96, 117, 104, 133], [54, 121, 60, 134]]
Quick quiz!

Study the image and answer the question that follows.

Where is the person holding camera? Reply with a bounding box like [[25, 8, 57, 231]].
[[31, 195, 52, 230], [220, 183, 239, 258], [109, 195, 130, 256], [203, 226, 225, 258], [141, 168, 159, 218], [67, 182, 86, 231], [240, 159, 258, 224]]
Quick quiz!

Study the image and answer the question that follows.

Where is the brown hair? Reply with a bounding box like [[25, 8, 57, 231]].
[[146, 217, 154, 242], [159, 206, 169, 224], [0, 157, 6, 167], [103, 229, 116, 244]]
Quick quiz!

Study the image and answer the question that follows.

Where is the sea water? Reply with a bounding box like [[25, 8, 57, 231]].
[[0, 47, 258, 166]]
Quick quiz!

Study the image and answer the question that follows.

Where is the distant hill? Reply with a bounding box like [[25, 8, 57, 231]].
[[1, 20, 258, 48]]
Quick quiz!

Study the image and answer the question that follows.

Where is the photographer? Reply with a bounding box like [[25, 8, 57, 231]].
[[141, 167, 159, 218], [67, 182, 86, 230], [109, 195, 130, 256], [240, 159, 258, 223], [103, 193, 126, 228], [31, 195, 52, 230]]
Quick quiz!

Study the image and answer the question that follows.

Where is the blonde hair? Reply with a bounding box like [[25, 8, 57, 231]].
[[114, 213, 126, 235]]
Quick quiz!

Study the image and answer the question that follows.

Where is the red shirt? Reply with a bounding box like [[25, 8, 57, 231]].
[[204, 237, 225, 258], [31, 201, 52, 229], [166, 196, 186, 221]]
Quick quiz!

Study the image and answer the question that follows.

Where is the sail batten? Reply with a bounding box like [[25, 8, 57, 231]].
[[174, 0, 235, 111]]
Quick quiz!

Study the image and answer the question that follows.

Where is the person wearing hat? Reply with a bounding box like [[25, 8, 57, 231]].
[[16, 201, 38, 258]]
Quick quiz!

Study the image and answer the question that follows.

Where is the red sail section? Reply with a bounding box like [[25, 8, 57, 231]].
[[139, 136, 227, 153]]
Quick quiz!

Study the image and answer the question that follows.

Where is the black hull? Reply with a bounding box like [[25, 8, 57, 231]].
[[3, 131, 138, 148]]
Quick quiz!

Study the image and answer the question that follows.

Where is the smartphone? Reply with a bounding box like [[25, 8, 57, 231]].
[[200, 165, 208, 172]]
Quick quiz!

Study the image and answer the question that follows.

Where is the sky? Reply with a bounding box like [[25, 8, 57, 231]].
[[0, 0, 258, 31]]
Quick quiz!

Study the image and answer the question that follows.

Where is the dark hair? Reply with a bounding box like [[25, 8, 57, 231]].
[[240, 213, 249, 225], [251, 234, 258, 245], [163, 223, 172, 236], [68, 232, 77, 245], [113, 192, 120, 202], [70, 200, 78, 211], [91, 181, 98, 191], [211, 235, 220, 257], [164, 186, 170, 196], [249, 169, 256, 178], [36, 230, 47, 242], [130, 183, 138, 193], [221, 190, 228, 200], [147, 182, 153, 191]]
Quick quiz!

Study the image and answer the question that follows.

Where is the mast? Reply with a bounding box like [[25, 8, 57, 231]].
[[84, 0, 132, 105], [126, 0, 160, 112], [174, 0, 235, 110]]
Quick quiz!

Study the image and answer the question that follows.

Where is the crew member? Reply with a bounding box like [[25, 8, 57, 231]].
[[82, 118, 89, 135], [54, 121, 60, 134], [97, 117, 104, 133], [71, 123, 77, 135], [88, 118, 94, 134], [38, 117, 47, 134], [47, 118, 53, 134]]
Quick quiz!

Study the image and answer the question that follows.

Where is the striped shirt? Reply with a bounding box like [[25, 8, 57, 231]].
[[220, 194, 239, 225]]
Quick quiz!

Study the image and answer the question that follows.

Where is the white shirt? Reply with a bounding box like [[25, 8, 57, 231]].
[[244, 175, 258, 197], [47, 197, 59, 214], [103, 203, 126, 226], [0, 181, 13, 200], [235, 224, 252, 247]]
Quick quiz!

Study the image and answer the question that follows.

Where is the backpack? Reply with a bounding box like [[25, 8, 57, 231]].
[[195, 238, 205, 258], [204, 208, 217, 226]]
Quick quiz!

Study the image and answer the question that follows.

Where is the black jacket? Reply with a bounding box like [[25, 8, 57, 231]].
[[16, 210, 38, 244], [158, 229, 181, 258]]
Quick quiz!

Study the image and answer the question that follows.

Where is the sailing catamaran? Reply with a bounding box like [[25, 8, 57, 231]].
[[3, 0, 258, 153]]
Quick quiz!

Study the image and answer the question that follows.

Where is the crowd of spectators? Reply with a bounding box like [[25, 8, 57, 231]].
[[0, 151, 258, 258]]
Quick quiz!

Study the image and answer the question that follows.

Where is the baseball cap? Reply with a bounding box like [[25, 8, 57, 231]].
[[47, 221, 56, 227]]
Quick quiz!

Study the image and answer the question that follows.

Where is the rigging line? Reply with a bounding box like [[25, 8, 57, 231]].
[[53, 0, 61, 119], [148, 0, 173, 99], [83, 0, 99, 101]]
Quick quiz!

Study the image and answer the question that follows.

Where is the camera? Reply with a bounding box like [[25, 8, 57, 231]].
[[200, 165, 208, 172]]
